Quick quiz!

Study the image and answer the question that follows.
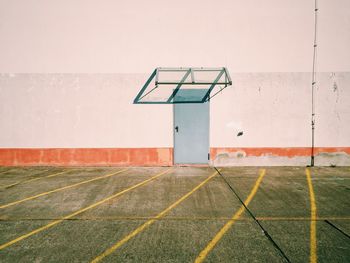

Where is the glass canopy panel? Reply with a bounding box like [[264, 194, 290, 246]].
[[134, 67, 232, 104]]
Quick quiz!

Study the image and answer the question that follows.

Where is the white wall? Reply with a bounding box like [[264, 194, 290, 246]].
[[211, 72, 350, 147], [0, 74, 172, 147], [1, 72, 349, 150], [0, 0, 349, 73], [0, 0, 349, 153]]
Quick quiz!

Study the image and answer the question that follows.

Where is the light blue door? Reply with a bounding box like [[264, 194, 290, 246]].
[[174, 98, 209, 164]]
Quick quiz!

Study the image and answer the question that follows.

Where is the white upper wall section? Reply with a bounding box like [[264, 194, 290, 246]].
[[1, 72, 349, 148], [0, 74, 173, 148], [0, 0, 349, 73], [210, 72, 350, 147]]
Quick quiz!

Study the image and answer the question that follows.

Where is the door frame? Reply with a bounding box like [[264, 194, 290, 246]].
[[172, 102, 210, 165]]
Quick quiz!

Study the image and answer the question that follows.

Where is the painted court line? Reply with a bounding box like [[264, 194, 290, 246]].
[[1, 170, 70, 189], [0, 168, 171, 251], [0, 168, 128, 209], [195, 169, 266, 263], [1, 216, 349, 222], [0, 169, 14, 175], [324, 220, 350, 240], [0, 215, 350, 222], [1, 169, 51, 188], [90, 169, 220, 263], [306, 168, 317, 263]]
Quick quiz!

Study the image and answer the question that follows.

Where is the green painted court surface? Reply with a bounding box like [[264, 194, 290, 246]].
[[0, 166, 349, 262]]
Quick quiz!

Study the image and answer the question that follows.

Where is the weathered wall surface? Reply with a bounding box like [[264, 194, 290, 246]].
[[0, 0, 349, 166], [0, 148, 173, 166], [0, 74, 172, 148], [0, 72, 349, 166], [210, 72, 350, 166]]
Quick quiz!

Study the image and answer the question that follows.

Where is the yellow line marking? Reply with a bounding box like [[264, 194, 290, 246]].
[[306, 168, 317, 263], [195, 169, 266, 263], [1, 169, 51, 188], [0, 168, 170, 251], [91, 169, 220, 263], [46, 170, 69, 178], [1, 216, 350, 222], [0, 168, 128, 209], [1, 170, 70, 189], [0, 169, 13, 175]]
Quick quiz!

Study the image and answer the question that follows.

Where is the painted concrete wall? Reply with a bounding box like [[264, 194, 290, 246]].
[[1, 72, 349, 166], [1, 0, 350, 73], [0, 74, 172, 148], [0, 0, 349, 166], [210, 72, 350, 166]]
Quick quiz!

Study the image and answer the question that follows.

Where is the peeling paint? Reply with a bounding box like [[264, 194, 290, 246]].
[[210, 148, 350, 166]]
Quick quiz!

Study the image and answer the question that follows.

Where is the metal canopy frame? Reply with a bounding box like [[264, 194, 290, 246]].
[[134, 67, 232, 104]]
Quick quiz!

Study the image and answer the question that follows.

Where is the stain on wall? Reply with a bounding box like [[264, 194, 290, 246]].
[[210, 147, 350, 166]]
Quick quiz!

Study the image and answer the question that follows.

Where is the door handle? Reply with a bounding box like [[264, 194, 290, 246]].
[[175, 126, 179, 133]]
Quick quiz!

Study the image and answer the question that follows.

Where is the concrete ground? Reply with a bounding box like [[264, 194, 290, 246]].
[[0, 166, 349, 262]]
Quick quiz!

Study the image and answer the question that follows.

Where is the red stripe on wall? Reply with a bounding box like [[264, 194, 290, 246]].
[[0, 147, 349, 166], [210, 147, 350, 158], [0, 148, 173, 166]]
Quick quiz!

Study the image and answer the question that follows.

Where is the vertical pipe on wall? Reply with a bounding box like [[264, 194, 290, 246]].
[[311, 0, 318, 167]]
